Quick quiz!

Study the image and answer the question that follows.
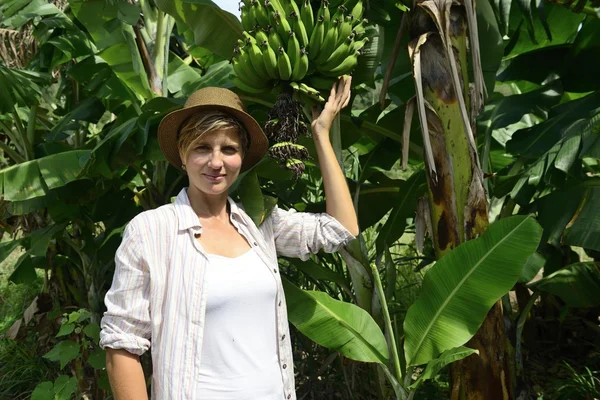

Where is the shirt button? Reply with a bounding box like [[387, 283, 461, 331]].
[[278, 301, 282, 307], [287, 395, 291, 399], [253, 241, 257, 246], [273, 268, 278, 273], [281, 334, 286, 340], [283, 364, 287, 369]]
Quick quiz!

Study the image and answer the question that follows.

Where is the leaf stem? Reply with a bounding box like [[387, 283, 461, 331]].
[[372, 258, 403, 384], [0, 140, 25, 163]]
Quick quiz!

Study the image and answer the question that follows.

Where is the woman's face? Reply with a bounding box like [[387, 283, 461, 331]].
[[181, 127, 244, 197]]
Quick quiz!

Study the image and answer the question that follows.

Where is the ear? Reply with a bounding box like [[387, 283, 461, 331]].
[[178, 146, 186, 167]]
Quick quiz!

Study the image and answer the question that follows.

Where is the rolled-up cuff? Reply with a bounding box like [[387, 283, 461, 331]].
[[99, 332, 150, 356]]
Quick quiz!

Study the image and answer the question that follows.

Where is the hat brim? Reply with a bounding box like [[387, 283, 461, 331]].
[[158, 104, 269, 173]]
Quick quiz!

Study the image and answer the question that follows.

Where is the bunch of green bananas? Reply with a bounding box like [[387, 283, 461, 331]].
[[231, 0, 369, 104]]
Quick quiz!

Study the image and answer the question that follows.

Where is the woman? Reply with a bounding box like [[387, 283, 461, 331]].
[[100, 77, 359, 400]]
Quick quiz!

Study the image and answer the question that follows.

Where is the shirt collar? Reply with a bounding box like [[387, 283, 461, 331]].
[[174, 188, 245, 232]]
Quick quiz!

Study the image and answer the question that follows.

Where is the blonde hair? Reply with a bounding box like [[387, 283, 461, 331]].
[[177, 111, 250, 163]]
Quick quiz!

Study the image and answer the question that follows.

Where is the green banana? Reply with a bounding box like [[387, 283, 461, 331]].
[[268, 26, 284, 50], [300, 0, 314, 37], [255, 29, 269, 45], [352, 18, 367, 36], [320, 53, 358, 77], [287, 31, 300, 72], [240, 5, 255, 32], [252, 0, 271, 27], [274, 10, 292, 43], [277, 46, 292, 80], [350, 36, 369, 53], [291, 48, 309, 81], [336, 15, 354, 45], [350, 0, 363, 20], [308, 16, 324, 60], [237, 50, 263, 84], [261, 41, 279, 79], [315, 18, 339, 64], [232, 75, 269, 94], [298, 82, 326, 102], [247, 40, 271, 81], [232, 60, 260, 87], [320, 37, 352, 71]]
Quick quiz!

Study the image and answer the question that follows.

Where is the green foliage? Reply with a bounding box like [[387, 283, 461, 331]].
[[403, 216, 543, 366], [0, 0, 598, 397]]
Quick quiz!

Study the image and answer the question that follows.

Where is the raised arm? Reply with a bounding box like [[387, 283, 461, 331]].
[[311, 76, 359, 236]]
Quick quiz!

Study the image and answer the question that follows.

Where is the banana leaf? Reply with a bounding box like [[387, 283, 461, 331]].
[[0, 150, 90, 201], [530, 262, 600, 308], [403, 215, 542, 366], [155, 0, 242, 60], [283, 278, 389, 364]]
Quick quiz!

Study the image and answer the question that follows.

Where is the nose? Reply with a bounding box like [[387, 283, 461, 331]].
[[207, 150, 224, 169]]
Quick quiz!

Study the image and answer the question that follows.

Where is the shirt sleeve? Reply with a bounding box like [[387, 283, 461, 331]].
[[269, 205, 356, 261], [100, 220, 151, 356]]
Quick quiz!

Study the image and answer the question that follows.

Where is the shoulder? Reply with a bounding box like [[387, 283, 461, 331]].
[[127, 203, 178, 234]]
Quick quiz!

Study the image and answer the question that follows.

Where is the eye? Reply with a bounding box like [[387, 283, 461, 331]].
[[222, 146, 238, 154], [195, 144, 210, 151]]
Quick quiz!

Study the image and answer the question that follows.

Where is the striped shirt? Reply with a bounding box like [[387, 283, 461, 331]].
[[100, 188, 355, 400]]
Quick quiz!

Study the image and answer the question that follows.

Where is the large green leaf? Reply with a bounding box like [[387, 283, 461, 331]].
[[530, 262, 600, 308], [70, 0, 154, 100], [283, 278, 389, 364], [403, 215, 542, 366], [155, 0, 242, 60], [0, 150, 90, 201], [504, 2, 584, 58], [506, 91, 600, 158]]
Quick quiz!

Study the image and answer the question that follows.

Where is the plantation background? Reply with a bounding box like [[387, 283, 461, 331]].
[[0, 0, 599, 399]]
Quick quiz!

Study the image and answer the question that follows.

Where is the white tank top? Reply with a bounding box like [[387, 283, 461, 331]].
[[197, 248, 284, 399]]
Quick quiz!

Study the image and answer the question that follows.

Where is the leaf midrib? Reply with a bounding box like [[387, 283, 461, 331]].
[[409, 217, 531, 365]]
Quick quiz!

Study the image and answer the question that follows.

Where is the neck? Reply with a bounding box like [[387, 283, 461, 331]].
[[186, 187, 230, 220]]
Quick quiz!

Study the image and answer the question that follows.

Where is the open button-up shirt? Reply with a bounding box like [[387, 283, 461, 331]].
[[100, 188, 355, 400]]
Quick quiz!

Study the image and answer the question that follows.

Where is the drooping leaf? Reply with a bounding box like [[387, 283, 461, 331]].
[[0, 150, 90, 201], [404, 216, 542, 366], [530, 262, 600, 308], [518, 251, 546, 283], [562, 186, 600, 252], [52, 375, 77, 400], [376, 169, 426, 254], [70, 0, 154, 99], [87, 347, 107, 369], [283, 278, 389, 364], [155, 0, 242, 60], [31, 381, 54, 400], [43, 340, 80, 369], [55, 323, 75, 338], [290, 258, 348, 288], [409, 346, 479, 390], [83, 323, 101, 344], [238, 170, 265, 226]]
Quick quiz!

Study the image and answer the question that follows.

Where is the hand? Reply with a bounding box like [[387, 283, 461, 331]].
[[311, 76, 352, 139]]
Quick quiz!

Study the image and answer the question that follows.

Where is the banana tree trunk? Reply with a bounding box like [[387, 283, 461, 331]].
[[407, 0, 513, 398]]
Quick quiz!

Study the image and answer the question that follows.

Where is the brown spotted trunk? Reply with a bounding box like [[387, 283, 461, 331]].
[[407, 0, 513, 398]]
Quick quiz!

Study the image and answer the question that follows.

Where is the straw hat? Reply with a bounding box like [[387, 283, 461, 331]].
[[157, 87, 269, 172]]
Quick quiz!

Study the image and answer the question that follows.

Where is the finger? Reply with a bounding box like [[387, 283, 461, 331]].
[[336, 77, 345, 104], [341, 76, 352, 108], [342, 93, 351, 109], [329, 82, 337, 103]]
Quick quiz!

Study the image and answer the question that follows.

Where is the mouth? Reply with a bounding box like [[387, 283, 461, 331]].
[[202, 173, 226, 182]]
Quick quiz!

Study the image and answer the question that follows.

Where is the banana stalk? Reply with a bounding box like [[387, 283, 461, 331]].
[[406, 0, 512, 398]]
